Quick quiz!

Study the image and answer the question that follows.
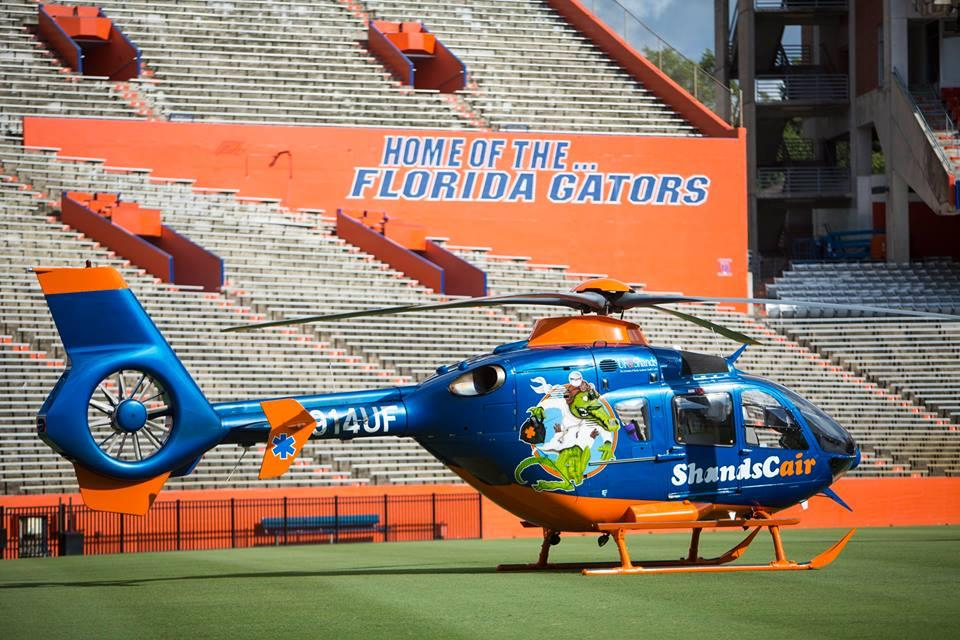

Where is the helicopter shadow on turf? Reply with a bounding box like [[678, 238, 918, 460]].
[[0, 565, 502, 590]]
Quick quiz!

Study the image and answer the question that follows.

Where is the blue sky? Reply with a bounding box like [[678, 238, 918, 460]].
[[585, 0, 720, 61]]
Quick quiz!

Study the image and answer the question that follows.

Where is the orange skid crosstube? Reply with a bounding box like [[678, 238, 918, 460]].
[[583, 520, 855, 575]]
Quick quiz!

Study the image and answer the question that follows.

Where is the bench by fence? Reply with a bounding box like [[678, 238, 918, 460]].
[[254, 514, 447, 544]]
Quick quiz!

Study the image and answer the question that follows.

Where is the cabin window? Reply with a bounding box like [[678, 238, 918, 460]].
[[614, 398, 650, 442], [741, 390, 808, 450], [673, 392, 735, 446]]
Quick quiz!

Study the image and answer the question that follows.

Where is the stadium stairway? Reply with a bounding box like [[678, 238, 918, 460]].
[[74, 0, 470, 128]]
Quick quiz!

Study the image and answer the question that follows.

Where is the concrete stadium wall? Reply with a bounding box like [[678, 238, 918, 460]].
[[3, 478, 958, 539], [24, 118, 749, 298]]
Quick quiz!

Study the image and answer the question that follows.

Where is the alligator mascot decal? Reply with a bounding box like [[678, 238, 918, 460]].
[[514, 371, 620, 492]]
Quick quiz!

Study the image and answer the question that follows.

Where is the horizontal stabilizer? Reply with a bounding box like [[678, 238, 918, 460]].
[[258, 398, 316, 479], [74, 464, 170, 515]]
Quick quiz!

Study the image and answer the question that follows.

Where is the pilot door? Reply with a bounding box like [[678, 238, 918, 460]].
[[592, 352, 657, 463], [665, 386, 742, 500]]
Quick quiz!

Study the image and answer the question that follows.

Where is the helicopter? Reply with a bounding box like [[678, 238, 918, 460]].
[[30, 266, 960, 575]]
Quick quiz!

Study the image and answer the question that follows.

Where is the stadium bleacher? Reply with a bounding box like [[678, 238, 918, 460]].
[[16, 0, 702, 134], [87, 0, 469, 128], [766, 261, 960, 441], [766, 261, 960, 316], [0, 0, 144, 134], [4, 137, 960, 487], [363, 0, 697, 134], [1, 0, 959, 496]]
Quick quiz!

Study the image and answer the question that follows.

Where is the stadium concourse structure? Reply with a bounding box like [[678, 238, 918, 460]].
[[0, 0, 959, 503]]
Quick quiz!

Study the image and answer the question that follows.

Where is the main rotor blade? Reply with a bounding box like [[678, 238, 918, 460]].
[[649, 305, 762, 345], [224, 292, 606, 332], [618, 293, 960, 321], [224, 303, 422, 332]]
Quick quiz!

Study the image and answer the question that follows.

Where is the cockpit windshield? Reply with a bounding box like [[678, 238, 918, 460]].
[[760, 381, 856, 455]]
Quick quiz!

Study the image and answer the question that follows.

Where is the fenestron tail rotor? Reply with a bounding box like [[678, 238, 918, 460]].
[[223, 277, 960, 344], [86, 369, 173, 462]]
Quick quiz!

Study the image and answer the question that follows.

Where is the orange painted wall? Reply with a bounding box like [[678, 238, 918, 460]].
[[4, 478, 958, 540], [24, 118, 748, 298]]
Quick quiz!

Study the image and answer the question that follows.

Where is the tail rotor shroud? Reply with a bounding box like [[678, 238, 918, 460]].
[[87, 369, 173, 463]]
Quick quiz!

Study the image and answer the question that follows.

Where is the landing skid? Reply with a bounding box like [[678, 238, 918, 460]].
[[497, 518, 856, 575]]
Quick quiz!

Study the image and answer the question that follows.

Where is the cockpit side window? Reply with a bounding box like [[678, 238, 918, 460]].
[[673, 392, 735, 446], [793, 399, 855, 454], [741, 389, 808, 450], [614, 398, 650, 442]]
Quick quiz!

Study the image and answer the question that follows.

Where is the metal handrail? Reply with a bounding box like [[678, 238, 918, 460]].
[[892, 69, 957, 177], [774, 44, 813, 67], [728, 7, 738, 57], [755, 74, 848, 103], [582, 0, 742, 127], [755, 0, 848, 9], [757, 166, 851, 195]]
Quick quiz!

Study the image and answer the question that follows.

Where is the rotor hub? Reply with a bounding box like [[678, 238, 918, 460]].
[[570, 278, 633, 294], [113, 398, 148, 433]]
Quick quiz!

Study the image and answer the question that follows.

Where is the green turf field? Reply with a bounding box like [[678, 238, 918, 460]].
[[0, 527, 957, 639]]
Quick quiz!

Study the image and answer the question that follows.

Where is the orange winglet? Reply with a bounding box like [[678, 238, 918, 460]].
[[35, 266, 128, 295], [73, 464, 170, 516], [258, 398, 316, 480]]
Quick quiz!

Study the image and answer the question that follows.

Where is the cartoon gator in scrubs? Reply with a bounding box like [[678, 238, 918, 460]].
[[515, 371, 620, 492]]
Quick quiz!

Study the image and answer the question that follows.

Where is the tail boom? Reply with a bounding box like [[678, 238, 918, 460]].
[[33, 266, 413, 513]]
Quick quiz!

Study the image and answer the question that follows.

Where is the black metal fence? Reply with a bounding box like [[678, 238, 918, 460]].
[[0, 493, 482, 559]]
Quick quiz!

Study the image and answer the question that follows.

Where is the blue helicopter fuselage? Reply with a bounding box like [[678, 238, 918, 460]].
[[33, 267, 861, 526], [213, 341, 859, 531]]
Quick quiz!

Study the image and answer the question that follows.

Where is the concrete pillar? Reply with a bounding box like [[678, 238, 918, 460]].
[[883, 0, 910, 263], [886, 170, 910, 262], [848, 0, 874, 231], [853, 125, 876, 230], [714, 0, 731, 122], [737, 0, 758, 263], [884, 0, 909, 85]]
